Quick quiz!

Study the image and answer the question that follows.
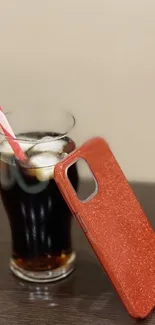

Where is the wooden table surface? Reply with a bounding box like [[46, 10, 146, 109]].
[[0, 181, 155, 325]]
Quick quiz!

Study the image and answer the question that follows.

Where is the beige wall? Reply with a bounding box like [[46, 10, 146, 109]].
[[0, 1, 155, 181]]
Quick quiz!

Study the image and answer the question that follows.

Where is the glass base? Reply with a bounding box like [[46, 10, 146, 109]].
[[10, 252, 76, 283]]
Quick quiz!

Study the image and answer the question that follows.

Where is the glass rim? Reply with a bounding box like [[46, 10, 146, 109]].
[[0, 110, 76, 143]]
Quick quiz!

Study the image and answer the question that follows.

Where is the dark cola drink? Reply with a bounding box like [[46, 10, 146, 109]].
[[0, 132, 78, 281]]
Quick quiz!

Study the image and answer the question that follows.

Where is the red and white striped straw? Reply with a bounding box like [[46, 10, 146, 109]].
[[0, 107, 27, 161]]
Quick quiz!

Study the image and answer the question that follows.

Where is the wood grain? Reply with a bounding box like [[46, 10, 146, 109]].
[[0, 181, 155, 325]]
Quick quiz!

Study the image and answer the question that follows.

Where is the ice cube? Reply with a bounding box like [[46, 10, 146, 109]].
[[29, 152, 61, 168], [36, 167, 55, 181], [0, 140, 33, 155], [19, 141, 35, 152], [29, 152, 66, 181], [28, 137, 67, 155], [0, 141, 13, 155]]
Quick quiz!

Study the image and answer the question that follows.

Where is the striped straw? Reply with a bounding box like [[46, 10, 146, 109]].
[[0, 107, 27, 161]]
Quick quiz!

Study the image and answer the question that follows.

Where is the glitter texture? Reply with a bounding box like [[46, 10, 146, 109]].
[[54, 137, 155, 319]]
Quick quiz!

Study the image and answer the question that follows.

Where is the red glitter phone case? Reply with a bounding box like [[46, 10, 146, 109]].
[[54, 137, 155, 318]]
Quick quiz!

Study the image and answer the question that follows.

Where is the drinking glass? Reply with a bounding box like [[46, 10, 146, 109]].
[[0, 107, 78, 282]]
